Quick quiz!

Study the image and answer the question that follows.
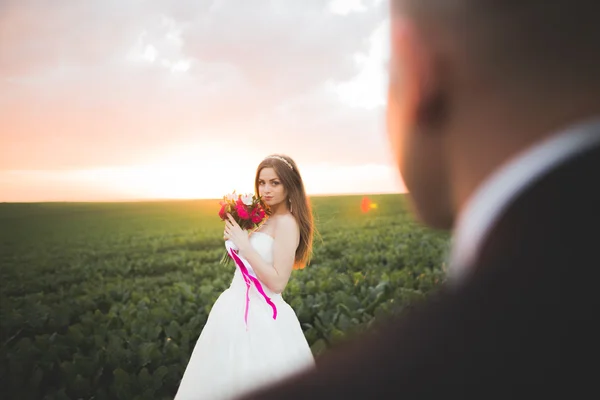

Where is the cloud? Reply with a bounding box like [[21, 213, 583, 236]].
[[0, 0, 395, 196]]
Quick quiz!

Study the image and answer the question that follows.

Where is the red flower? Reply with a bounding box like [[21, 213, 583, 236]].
[[218, 202, 228, 220], [251, 208, 265, 224]]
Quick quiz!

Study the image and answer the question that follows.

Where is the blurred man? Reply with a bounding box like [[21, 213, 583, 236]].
[[240, 0, 600, 397]]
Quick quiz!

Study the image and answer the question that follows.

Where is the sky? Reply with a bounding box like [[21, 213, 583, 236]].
[[0, 0, 406, 202]]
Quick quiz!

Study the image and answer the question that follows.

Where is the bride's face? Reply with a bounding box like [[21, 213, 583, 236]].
[[258, 167, 288, 208]]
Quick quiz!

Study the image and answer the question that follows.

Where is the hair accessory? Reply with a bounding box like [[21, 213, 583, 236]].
[[265, 155, 293, 170]]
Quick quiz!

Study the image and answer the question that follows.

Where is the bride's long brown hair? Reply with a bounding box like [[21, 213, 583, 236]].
[[254, 154, 314, 270]]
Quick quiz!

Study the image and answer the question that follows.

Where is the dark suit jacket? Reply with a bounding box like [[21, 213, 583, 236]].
[[238, 139, 600, 399]]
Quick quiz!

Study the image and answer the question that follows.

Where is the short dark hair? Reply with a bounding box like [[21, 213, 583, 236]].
[[392, 0, 600, 89]]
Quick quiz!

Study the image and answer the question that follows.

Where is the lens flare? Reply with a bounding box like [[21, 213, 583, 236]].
[[361, 196, 378, 213]]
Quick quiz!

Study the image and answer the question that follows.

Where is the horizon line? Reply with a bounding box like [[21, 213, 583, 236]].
[[0, 191, 408, 204]]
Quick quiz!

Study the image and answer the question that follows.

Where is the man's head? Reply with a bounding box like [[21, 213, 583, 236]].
[[386, 0, 600, 230]]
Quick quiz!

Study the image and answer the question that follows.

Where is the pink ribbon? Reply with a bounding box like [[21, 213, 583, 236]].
[[225, 242, 278, 329]]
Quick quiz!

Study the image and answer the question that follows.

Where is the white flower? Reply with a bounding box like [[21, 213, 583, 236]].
[[241, 194, 253, 205], [226, 192, 237, 201]]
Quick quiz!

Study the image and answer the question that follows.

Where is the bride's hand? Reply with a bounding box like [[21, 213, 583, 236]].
[[224, 213, 251, 253]]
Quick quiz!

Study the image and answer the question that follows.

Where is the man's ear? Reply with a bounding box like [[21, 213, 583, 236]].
[[390, 17, 446, 129]]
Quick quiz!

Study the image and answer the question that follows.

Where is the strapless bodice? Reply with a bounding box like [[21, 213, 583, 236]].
[[248, 231, 274, 264], [229, 232, 279, 298]]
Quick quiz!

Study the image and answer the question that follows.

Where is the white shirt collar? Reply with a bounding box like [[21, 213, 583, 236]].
[[447, 118, 600, 285]]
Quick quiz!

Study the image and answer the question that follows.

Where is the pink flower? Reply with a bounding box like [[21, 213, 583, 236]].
[[236, 203, 250, 220]]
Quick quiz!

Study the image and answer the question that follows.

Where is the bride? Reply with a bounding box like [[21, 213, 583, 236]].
[[174, 154, 316, 400]]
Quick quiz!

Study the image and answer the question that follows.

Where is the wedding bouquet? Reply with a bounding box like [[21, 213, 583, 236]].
[[218, 191, 266, 264]]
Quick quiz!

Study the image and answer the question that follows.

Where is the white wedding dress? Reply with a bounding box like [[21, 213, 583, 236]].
[[175, 232, 315, 400]]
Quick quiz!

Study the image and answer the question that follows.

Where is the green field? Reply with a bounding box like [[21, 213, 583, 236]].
[[0, 194, 450, 399]]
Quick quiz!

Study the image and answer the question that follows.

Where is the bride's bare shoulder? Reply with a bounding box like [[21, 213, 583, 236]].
[[272, 214, 299, 236]]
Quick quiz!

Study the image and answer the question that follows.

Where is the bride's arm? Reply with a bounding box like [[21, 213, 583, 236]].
[[238, 215, 299, 294]]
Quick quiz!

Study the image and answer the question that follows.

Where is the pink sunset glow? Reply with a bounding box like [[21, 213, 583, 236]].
[[0, 0, 406, 202]]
